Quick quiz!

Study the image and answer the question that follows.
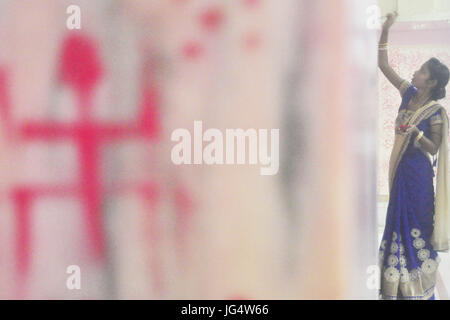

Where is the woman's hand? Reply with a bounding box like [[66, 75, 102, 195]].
[[382, 11, 398, 31], [396, 124, 406, 135], [400, 124, 420, 137]]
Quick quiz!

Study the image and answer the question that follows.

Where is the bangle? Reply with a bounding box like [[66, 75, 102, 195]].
[[378, 43, 388, 51], [415, 130, 424, 142], [378, 47, 388, 51], [414, 130, 424, 148]]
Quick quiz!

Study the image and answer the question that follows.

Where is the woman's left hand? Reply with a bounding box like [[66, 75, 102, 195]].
[[403, 125, 420, 137], [383, 11, 398, 31]]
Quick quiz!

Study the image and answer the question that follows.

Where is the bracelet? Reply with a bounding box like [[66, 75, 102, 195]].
[[378, 47, 388, 51], [378, 43, 388, 51], [414, 130, 424, 148]]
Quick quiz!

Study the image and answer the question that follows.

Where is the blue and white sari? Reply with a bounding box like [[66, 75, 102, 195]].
[[378, 81, 449, 300]]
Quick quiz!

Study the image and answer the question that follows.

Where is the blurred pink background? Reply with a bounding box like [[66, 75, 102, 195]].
[[0, 0, 397, 299]]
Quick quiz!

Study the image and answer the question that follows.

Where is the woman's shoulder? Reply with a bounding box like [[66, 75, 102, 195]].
[[399, 80, 417, 98], [429, 106, 447, 125], [398, 80, 417, 111], [399, 79, 410, 97]]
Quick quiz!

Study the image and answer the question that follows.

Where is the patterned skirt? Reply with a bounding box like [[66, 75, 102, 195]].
[[378, 145, 440, 300]]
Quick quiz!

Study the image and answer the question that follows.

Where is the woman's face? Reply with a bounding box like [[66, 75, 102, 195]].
[[412, 62, 437, 91]]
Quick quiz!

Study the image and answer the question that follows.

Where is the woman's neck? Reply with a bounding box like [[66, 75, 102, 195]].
[[410, 88, 432, 109]]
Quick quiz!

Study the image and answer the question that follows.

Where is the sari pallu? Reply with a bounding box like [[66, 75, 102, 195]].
[[379, 99, 450, 300]]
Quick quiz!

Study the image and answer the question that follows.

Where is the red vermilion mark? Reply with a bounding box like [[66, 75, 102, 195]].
[[0, 69, 10, 124], [181, 41, 204, 60], [0, 68, 14, 139], [139, 87, 162, 140], [59, 32, 105, 261], [139, 54, 162, 140], [242, 0, 261, 8], [199, 7, 224, 32], [141, 186, 164, 295], [59, 33, 104, 119], [173, 185, 196, 255], [13, 188, 32, 277], [59, 33, 103, 96], [174, 185, 195, 216], [6, 32, 161, 281]]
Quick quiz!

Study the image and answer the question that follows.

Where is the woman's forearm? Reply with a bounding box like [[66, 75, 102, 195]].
[[379, 27, 389, 44], [378, 28, 389, 67], [416, 134, 439, 155]]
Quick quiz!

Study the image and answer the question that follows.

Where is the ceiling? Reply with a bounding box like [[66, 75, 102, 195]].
[[379, 0, 450, 21]]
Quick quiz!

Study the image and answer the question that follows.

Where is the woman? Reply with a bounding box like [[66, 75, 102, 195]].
[[378, 12, 450, 300]]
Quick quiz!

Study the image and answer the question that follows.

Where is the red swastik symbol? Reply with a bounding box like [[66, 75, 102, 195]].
[[0, 32, 197, 298], [0, 32, 163, 283]]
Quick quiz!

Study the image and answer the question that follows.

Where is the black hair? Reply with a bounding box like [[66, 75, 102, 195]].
[[426, 57, 449, 100]]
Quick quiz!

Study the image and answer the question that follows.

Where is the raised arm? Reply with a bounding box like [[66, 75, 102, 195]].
[[378, 12, 407, 94]]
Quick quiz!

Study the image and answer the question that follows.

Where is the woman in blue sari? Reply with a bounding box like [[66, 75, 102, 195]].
[[378, 12, 450, 300]]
